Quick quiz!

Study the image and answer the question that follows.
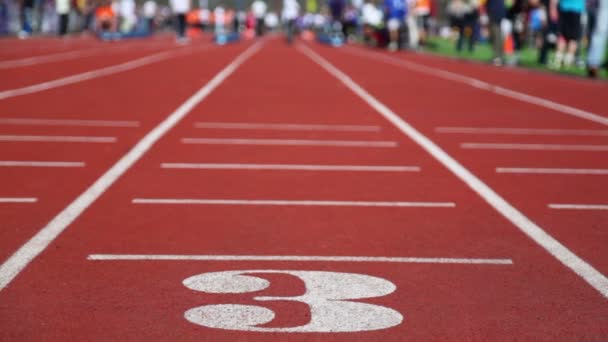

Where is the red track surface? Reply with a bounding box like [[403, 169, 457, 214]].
[[0, 36, 606, 340]]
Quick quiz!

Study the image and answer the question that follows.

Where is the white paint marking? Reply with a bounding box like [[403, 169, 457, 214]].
[[160, 163, 420, 172], [195, 122, 382, 132], [342, 46, 608, 127], [549, 204, 608, 210], [0, 118, 140, 128], [88, 254, 512, 264], [0, 42, 262, 292], [181, 138, 398, 147], [497, 167, 608, 175], [0, 197, 37, 203], [298, 44, 608, 298], [462, 143, 608, 151], [132, 198, 455, 207], [0, 161, 85, 168], [0, 135, 116, 143], [0, 45, 211, 100], [435, 127, 608, 136]]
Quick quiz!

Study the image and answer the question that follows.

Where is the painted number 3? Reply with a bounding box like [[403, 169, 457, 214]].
[[183, 270, 403, 333]]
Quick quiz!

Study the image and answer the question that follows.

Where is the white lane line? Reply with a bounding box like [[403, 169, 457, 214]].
[[462, 143, 608, 151], [0, 197, 37, 203], [0, 42, 263, 292], [0, 161, 85, 168], [181, 138, 398, 147], [435, 127, 608, 136], [88, 254, 512, 265], [341, 46, 608, 127], [0, 118, 140, 127], [160, 163, 420, 172], [132, 199, 455, 207], [497, 167, 608, 175], [195, 122, 382, 132], [0, 44, 211, 101], [298, 44, 608, 298], [549, 204, 608, 210], [0, 135, 116, 143]]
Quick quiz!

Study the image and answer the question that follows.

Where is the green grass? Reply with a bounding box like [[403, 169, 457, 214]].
[[424, 36, 608, 80]]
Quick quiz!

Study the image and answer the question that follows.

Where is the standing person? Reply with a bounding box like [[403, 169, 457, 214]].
[[56, 0, 70, 36], [251, 0, 267, 36], [551, 0, 585, 68], [143, 0, 157, 33], [282, 0, 300, 43], [170, 0, 190, 42], [448, 0, 476, 52], [383, 0, 407, 51], [537, 0, 559, 64], [485, 0, 506, 65], [19, 0, 34, 38], [587, 0, 608, 77]]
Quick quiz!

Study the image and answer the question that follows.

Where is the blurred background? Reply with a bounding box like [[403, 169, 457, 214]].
[[0, 0, 606, 78]]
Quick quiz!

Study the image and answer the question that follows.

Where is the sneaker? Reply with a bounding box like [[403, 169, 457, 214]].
[[387, 42, 398, 52], [587, 67, 599, 78], [492, 57, 503, 66]]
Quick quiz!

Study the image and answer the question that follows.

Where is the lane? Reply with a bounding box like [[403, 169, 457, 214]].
[[1, 39, 606, 341], [0, 39, 254, 264], [341, 46, 608, 125], [317, 43, 608, 281]]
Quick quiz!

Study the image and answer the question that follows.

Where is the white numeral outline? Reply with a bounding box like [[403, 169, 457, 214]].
[[183, 270, 403, 333]]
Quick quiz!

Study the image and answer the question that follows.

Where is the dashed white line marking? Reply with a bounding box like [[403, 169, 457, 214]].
[[435, 127, 608, 136], [132, 198, 455, 207], [497, 167, 608, 175], [181, 138, 398, 147], [0, 42, 263, 292], [0, 135, 116, 143], [461, 143, 608, 151], [160, 163, 420, 172], [0, 161, 85, 168], [548, 204, 608, 210], [195, 122, 382, 132], [298, 44, 608, 298], [0, 118, 140, 127], [341, 46, 608, 127], [87, 254, 512, 264], [0, 197, 37, 203]]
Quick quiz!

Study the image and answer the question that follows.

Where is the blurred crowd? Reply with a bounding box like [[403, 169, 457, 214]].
[[1, 0, 606, 77]]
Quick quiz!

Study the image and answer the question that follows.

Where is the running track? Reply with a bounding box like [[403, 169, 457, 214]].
[[0, 35, 607, 340]]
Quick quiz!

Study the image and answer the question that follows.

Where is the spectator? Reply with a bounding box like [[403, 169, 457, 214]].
[[170, 0, 191, 42], [537, 0, 559, 64], [448, 0, 477, 53], [56, 0, 70, 36], [143, 0, 157, 33], [551, 0, 585, 68], [282, 0, 300, 43], [384, 0, 407, 51], [485, 0, 506, 65], [587, 0, 607, 77], [251, 0, 267, 36], [19, 0, 34, 38], [96, 0, 118, 33]]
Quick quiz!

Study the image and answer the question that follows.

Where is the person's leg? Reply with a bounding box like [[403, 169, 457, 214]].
[[587, 0, 608, 75], [491, 22, 503, 63], [176, 13, 186, 39], [58, 13, 68, 36]]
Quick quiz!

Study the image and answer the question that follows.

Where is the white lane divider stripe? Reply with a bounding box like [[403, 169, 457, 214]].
[[341, 46, 608, 127], [0, 197, 37, 203], [548, 204, 608, 210], [0, 135, 116, 143], [0, 42, 263, 293], [132, 198, 455, 207], [181, 138, 398, 147], [88, 254, 512, 265], [161, 163, 420, 172], [497, 168, 608, 175], [0, 161, 85, 168], [298, 44, 608, 298], [0, 118, 140, 127], [435, 127, 608, 136], [195, 122, 382, 132], [462, 143, 608, 151], [0, 44, 212, 101]]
